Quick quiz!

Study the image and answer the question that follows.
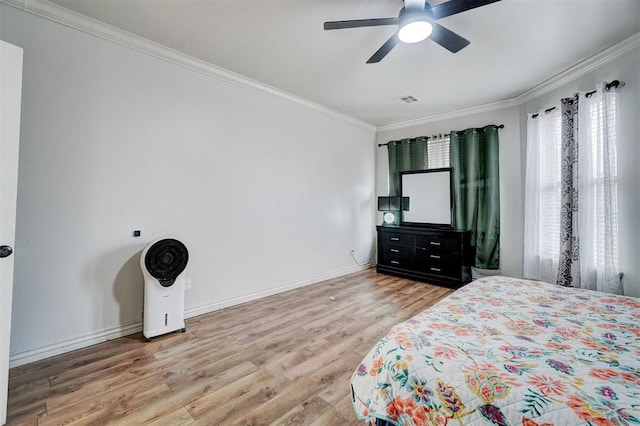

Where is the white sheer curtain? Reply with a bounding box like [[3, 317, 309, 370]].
[[577, 84, 621, 293], [524, 107, 562, 283], [524, 83, 622, 294]]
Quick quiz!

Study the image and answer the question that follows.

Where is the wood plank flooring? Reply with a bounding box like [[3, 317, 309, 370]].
[[7, 269, 453, 425]]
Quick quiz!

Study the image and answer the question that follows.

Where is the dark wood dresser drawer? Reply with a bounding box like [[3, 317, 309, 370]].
[[415, 233, 461, 252], [415, 253, 460, 278], [380, 245, 413, 257], [378, 230, 414, 247], [378, 254, 415, 269]]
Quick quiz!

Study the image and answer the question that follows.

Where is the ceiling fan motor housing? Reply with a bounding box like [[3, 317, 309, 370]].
[[398, 2, 435, 43]]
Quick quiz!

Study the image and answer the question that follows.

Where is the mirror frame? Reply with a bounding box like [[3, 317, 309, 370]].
[[399, 167, 454, 228]]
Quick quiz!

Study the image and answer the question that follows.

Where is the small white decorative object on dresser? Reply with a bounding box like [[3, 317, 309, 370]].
[[140, 238, 189, 341]]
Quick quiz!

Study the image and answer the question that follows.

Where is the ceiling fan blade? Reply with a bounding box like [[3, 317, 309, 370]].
[[367, 33, 400, 63], [324, 17, 398, 30], [429, 23, 470, 53], [430, 0, 501, 20]]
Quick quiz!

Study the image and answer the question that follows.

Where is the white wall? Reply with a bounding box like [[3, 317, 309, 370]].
[[522, 47, 640, 297], [375, 107, 523, 279], [1, 5, 376, 365]]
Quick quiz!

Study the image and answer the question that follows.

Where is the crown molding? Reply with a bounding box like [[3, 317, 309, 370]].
[[376, 97, 520, 133], [2, 0, 636, 134], [377, 31, 639, 132], [0, 0, 376, 132], [516, 32, 640, 104]]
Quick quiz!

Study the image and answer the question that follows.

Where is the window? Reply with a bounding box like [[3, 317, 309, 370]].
[[524, 109, 563, 282], [524, 84, 620, 293], [579, 91, 619, 277], [427, 134, 450, 169]]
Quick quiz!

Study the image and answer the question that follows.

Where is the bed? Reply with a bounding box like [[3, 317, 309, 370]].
[[350, 276, 640, 426]]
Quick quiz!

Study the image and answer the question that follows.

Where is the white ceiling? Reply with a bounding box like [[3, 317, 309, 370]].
[[47, 0, 640, 126]]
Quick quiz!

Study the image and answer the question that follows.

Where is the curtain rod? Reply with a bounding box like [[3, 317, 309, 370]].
[[531, 80, 624, 119], [377, 124, 504, 147]]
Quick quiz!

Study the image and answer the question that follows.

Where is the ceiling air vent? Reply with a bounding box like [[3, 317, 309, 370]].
[[396, 95, 418, 104]]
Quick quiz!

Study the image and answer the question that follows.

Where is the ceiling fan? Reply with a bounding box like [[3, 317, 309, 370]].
[[324, 0, 501, 63]]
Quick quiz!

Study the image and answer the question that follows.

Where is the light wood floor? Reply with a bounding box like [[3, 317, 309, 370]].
[[7, 269, 453, 425]]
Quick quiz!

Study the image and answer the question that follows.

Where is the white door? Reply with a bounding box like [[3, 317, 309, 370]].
[[0, 40, 23, 426]]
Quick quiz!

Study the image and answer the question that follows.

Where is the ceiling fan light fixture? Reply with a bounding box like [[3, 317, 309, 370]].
[[398, 20, 433, 43]]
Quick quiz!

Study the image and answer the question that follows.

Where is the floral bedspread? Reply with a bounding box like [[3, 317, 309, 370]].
[[351, 276, 640, 426]]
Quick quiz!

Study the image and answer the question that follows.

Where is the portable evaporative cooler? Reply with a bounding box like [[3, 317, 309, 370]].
[[141, 238, 189, 341]]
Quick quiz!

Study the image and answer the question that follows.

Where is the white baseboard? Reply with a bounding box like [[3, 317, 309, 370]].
[[184, 264, 372, 319], [9, 320, 143, 368], [8, 264, 373, 368]]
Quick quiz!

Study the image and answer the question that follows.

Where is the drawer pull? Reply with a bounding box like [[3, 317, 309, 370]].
[[390, 249, 400, 253], [430, 267, 441, 272], [429, 241, 441, 246], [429, 254, 441, 259], [391, 260, 400, 265], [390, 237, 400, 241]]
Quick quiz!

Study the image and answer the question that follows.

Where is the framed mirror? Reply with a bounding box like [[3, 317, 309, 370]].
[[400, 168, 454, 228]]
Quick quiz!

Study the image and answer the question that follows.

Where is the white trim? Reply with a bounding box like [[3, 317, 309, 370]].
[[377, 32, 639, 132], [377, 98, 520, 133], [516, 32, 640, 104], [185, 263, 373, 318], [8, 264, 373, 368], [0, 0, 375, 132], [2, 0, 637, 133], [8, 320, 142, 368]]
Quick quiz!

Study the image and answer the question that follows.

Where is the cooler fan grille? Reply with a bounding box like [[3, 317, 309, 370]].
[[144, 239, 188, 287]]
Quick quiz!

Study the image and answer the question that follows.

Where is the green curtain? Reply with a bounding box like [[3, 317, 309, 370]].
[[450, 126, 500, 269], [387, 137, 429, 196], [386, 137, 429, 226]]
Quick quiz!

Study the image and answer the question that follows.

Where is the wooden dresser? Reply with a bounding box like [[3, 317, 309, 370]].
[[376, 225, 472, 288]]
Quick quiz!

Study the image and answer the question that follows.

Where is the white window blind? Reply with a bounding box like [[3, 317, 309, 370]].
[[427, 134, 450, 169]]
